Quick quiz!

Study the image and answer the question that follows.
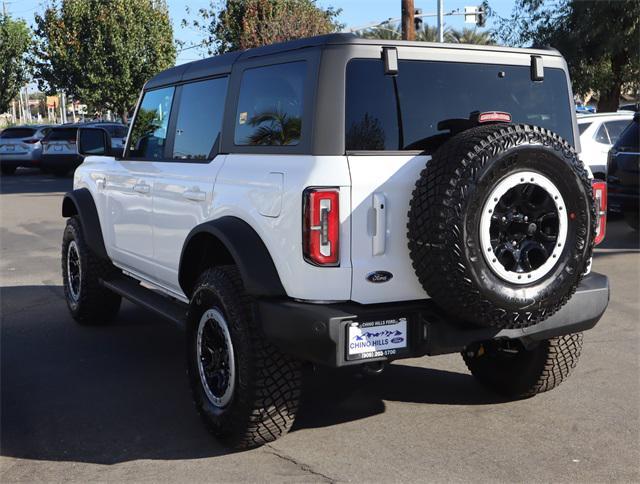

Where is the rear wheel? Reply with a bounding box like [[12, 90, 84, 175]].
[[1, 166, 17, 175], [187, 266, 302, 449], [62, 216, 121, 324], [462, 333, 583, 398]]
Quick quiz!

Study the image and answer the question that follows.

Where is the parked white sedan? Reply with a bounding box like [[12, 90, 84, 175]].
[[577, 112, 634, 179]]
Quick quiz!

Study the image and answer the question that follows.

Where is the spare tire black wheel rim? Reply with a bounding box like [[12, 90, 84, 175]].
[[196, 308, 236, 408], [66, 240, 81, 301], [480, 170, 568, 284]]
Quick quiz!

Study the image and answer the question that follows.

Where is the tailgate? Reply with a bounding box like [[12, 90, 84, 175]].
[[348, 154, 429, 303]]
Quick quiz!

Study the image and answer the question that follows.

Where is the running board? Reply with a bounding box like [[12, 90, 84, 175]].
[[101, 276, 188, 327]]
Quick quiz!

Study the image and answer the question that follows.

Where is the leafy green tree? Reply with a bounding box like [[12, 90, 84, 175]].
[[496, 0, 640, 112], [185, 0, 342, 55], [34, 0, 176, 121], [0, 15, 32, 114]]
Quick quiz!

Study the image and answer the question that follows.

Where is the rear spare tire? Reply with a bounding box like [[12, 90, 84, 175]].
[[408, 124, 595, 329]]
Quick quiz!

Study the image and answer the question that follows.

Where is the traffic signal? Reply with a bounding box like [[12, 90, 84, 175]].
[[414, 8, 423, 31], [476, 6, 486, 27]]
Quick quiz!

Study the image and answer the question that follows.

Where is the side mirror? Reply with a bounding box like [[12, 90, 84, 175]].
[[77, 127, 118, 157]]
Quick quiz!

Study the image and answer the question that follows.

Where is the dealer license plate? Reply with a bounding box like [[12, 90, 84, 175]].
[[346, 318, 408, 361]]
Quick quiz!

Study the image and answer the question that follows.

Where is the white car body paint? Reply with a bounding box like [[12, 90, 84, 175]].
[[577, 112, 634, 177]]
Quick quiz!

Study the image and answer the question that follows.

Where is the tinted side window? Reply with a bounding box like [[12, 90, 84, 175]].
[[235, 62, 306, 146], [345, 60, 398, 150], [595, 124, 610, 144], [604, 120, 631, 145], [128, 87, 175, 160], [173, 77, 228, 160]]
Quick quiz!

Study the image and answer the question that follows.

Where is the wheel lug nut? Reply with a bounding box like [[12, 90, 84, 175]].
[[502, 216, 506, 222], [524, 216, 528, 222]]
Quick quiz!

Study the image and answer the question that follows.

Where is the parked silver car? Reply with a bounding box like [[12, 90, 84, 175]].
[[0, 125, 52, 175]]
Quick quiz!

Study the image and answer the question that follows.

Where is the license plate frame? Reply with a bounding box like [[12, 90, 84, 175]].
[[346, 317, 409, 361]]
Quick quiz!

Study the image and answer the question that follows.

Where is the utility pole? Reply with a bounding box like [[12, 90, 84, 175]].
[[401, 0, 415, 41], [437, 0, 444, 42]]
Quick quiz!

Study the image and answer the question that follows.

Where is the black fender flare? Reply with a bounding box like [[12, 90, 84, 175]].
[[179, 217, 286, 298], [61, 188, 108, 260]]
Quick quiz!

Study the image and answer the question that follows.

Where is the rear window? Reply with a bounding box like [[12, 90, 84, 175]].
[[578, 122, 592, 135], [45, 128, 78, 141], [346, 59, 574, 152], [614, 120, 639, 152], [1, 128, 36, 139]]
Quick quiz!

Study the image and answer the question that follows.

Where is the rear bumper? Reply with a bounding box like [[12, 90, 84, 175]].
[[0, 150, 42, 166], [259, 272, 610, 367]]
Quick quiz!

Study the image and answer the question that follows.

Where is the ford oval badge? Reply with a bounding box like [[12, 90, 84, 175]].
[[366, 271, 393, 283]]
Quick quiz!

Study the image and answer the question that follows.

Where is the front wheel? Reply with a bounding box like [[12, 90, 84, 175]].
[[187, 266, 302, 449], [62, 216, 121, 324], [462, 333, 583, 399]]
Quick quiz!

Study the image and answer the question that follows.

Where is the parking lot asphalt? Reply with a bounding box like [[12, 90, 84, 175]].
[[1, 169, 638, 483]]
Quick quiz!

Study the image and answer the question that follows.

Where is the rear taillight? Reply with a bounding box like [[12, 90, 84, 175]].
[[592, 181, 607, 245], [23, 138, 39, 144], [303, 188, 340, 266]]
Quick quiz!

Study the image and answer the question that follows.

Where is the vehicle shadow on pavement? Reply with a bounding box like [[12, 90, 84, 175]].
[[0, 169, 73, 195], [1, 285, 234, 464], [293, 364, 505, 432], [1, 284, 505, 463]]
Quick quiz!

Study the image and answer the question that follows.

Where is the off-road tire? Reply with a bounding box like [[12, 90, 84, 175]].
[[1, 166, 17, 175], [408, 124, 596, 329], [61, 216, 121, 324], [462, 333, 584, 398], [186, 266, 302, 449]]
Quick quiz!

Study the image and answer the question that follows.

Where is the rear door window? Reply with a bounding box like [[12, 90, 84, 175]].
[[595, 124, 610, 144], [172, 77, 228, 160], [346, 59, 575, 152], [615, 120, 639, 151], [234, 62, 306, 146], [128, 87, 175, 160]]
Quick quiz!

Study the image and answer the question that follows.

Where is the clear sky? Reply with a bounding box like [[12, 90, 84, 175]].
[[8, 0, 517, 65]]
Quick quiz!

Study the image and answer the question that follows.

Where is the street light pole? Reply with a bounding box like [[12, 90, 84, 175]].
[[437, 0, 444, 42]]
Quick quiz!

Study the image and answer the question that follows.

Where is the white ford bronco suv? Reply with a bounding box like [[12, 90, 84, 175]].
[[61, 34, 610, 449]]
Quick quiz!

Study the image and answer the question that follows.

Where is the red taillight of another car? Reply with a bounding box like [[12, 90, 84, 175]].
[[23, 138, 39, 144], [592, 180, 607, 245], [303, 188, 340, 266]]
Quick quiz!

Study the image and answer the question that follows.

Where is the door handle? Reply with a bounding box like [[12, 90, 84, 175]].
[[373, 192, 386, 255], [182, 189, 206, 202], [133, 183, 150, 194]]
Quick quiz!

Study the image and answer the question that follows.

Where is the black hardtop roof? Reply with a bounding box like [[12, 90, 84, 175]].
[[145, 33, 561, 90]]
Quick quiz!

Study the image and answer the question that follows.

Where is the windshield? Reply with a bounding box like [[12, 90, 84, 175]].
[[346, 59, 574, 152]]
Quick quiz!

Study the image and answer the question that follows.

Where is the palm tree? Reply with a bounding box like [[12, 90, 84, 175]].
[[359, 23, 401, 40], [247, 109, 302, 146], [448, 28, 495, 45], [416, 24, 455, 42]]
